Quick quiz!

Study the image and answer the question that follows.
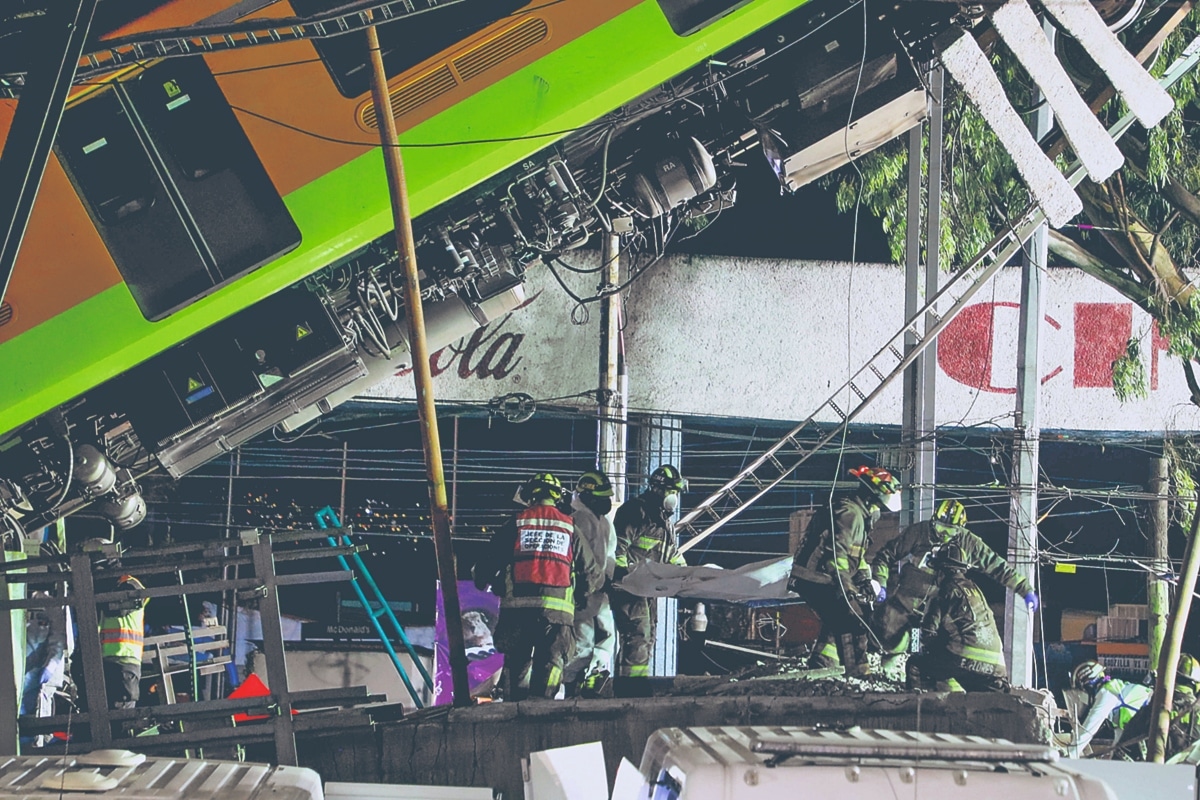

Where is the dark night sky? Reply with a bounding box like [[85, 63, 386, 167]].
[[674, 152, 894, 264]]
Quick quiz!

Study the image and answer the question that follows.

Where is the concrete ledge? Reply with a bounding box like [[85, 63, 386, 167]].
[[298, 690, 1048, 798]]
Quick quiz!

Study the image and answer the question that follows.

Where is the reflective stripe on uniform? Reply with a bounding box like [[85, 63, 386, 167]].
[[953, 643, 1006, 666], [100, 611, 145, 662], [620, 664, 650, 677]]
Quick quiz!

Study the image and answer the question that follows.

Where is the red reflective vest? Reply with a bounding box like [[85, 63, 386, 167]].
[[512, 505, 574, 588]]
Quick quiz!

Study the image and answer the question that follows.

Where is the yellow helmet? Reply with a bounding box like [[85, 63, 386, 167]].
[[1180, 653, 1200, 684], [518, 472, 563, 504], [934, 499, 968, 529]]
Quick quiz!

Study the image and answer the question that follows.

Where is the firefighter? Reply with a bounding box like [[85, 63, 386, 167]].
[[612, 465, 688, 681], [870, 498, 1037, 678], [1172, 654, 1200, 756], [905, 545, 1009, 693], [475, 472, 597, 700], [563, 470, 618, 697], [789, 465, 899, 677], [1065, 660, 1153, 758], [1114, 652, 1200, 759], [98, 572, 149, 710]]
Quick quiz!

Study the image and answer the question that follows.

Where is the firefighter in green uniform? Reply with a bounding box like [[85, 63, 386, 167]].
[[612, 465, 688, 681], [871, 498, 1037, 678], [906, 546, 1009, 692], [1066, 660, 1153, 757], [98, 573, 149, 709], [476, 472, 599, 700], [563, 470, 618, 697], [1114, 652, 1200, 759], [1171, 654, 1200, 757], [789, 465, 900, 677]]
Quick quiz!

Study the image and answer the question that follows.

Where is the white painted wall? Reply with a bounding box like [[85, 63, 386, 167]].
[[362, 254, 1200, 432]]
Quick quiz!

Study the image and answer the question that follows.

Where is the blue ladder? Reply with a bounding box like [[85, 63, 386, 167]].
[[314, 506, 435, 708]]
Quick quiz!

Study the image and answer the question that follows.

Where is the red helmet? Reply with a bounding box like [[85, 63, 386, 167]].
[[849, 465, 900, 508]]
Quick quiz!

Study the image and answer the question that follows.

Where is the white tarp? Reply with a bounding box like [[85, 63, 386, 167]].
[[614, 557, 796, 603]]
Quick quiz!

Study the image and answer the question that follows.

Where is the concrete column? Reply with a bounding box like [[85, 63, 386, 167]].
[[599, 233, 629, 503], [901, 69, 942, 528], [1148, 455, 1170, 668], [1004, 26, 1053, 687], [639, 417, 682, 677]]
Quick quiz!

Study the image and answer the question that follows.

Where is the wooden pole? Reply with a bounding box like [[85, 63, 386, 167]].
[[365, 22, 471, 706], [1148, 456, 1170, 669], [1148, 495, 1200, 761]]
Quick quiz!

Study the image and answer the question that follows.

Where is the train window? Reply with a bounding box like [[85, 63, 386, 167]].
[[56, 92, 158, 226], [656, 0, 756, 36], [57, 57, 301, 322], [291, 0, 529, 98]]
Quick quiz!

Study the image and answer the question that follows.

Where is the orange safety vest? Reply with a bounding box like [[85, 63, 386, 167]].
[[512, 505, 574, 588]]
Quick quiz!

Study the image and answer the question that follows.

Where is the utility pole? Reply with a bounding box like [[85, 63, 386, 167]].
[[598, 234, 628, 502], [900, 68, 942, 528], [1148, 455, 1170, 668], [1003, 19, 1053, 688], [366, 22, 470, 705]]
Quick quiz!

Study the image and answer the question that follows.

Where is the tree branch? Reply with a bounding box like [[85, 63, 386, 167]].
[[1048, 231, 1153, 306]]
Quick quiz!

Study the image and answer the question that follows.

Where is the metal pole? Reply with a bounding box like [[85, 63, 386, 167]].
[[338, 441, 349, 524], [919, 68, 942, 517], [249, 534, 297, 766], [69, 553, 111, 747], [451, 416, 459, 523], [599, 233, 628, 502], [0, 564, 16, 755], [365, 22, 470, 706], [0, 0, 100, 307], [900, 69, 941, 528], [1148, 455, 1170, 669], [1004, 22, 1053, 689]]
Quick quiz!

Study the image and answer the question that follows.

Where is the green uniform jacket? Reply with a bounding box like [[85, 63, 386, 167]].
[[790, 495, 876, 592], [477, 504, 601, 626], [613, 493, 686, 573], [872, 521, 1032, 614], [921, 571, 1007, 674]]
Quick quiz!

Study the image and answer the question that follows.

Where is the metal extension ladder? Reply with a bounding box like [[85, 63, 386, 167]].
[[314, 506, 435, 708], [677, 36, 1200, 555]]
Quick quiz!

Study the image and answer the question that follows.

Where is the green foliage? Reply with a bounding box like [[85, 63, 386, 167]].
[[1167, 440, 1200, 532], [824, 9, 1200, 270], [1112, 338, 1148, 402], [1152, 293, 1200, 362]]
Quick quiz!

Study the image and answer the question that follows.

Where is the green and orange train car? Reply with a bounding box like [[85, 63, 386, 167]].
[[0, 0, 937, 530]]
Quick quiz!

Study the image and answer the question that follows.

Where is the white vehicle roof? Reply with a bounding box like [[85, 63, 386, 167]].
[[0, 752, 322, 800], [639, 727, 1119, 800]]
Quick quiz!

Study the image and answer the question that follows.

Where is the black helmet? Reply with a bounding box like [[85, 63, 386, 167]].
[[576, 471, 614, 497], [648, 465, 687, 493], [517, 472, 564, 504]]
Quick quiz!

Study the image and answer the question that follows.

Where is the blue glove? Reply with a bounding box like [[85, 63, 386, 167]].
[[1024, 591, 1039, 613], [871, 579, 886, 603]]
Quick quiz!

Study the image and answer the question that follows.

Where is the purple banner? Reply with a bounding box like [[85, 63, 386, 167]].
[[433, 580, 504, 705]]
